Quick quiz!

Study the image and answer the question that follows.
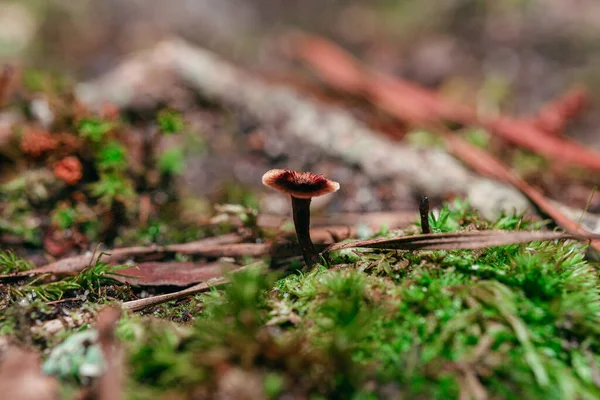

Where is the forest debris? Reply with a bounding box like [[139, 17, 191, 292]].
[[116, 261, 232, 286], [290, 32, 365, 93], [123, 227, 589, 311], [292, 34, 600, 170], [121, 261, 268, 312], [326, 230, 574, 252], [444, 134, 600, 252], [122, 269, 233, 311], [1, 232, 329, 282], [0, 233, 245, 279], [33, 311, 95, 336], [454, 362, 488, 400], [178, 242, 271, 257], [551, 202, 600, 235], [76, 38, 528, 218], [0, 346, 59, 400]]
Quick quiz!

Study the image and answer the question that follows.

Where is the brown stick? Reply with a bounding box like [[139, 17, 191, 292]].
[[1, 233, 245, 279]]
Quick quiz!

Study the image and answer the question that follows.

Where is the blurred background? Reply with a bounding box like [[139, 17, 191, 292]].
[[2, 0, 600, 254], [2, 0, 600, 131]]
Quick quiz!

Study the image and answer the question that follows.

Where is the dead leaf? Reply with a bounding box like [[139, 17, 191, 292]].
[[116, 261, 231, 286], [121, 265, 247, 312]]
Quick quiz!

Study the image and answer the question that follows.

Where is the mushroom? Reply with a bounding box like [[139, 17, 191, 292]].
[[262, 169, 340, 267]]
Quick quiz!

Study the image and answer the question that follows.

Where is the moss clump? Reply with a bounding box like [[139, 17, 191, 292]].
[[116, 203, 600, 399], [2, 201, 599, 398]]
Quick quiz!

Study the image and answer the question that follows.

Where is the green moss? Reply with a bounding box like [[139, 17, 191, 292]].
[[0, 250, 34, 274], [96, 140, 128, 171], [88, 172, 136, 207], [158, 146, 185, 176], [9, 256, 131, 303], [121, 202, 600, 398], [78, 117, 117, 143], [157, 109, 185, 134], [3, 200, 599, 399], [116, 217, 214, 246]]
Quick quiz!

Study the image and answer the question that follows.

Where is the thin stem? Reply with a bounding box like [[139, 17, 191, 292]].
[[291, 196, 320, 267], [420, 196, 431, 234]]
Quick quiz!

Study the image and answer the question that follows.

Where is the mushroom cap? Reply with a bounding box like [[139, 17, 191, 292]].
[[262, 169, 340, 199]]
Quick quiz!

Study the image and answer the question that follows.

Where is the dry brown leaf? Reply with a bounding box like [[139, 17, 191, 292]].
[[116, 261, 230, 286], [121, 267, 244, 312]]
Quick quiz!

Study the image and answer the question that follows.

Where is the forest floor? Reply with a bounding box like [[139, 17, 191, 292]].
[[1, 2, 600, 399]]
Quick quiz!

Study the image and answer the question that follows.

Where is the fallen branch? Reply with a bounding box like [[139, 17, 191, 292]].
[[0, 233, 245, 279]]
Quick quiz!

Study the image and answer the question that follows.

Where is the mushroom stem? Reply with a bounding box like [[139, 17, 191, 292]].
[[291, 196, 320, 267], [420, 196, 431, 234]]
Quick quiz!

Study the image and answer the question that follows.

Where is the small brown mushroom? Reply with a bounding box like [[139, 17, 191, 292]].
[[262, 169, 340, 267]]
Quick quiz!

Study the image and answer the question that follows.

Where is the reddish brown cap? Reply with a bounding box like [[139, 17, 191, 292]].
[[262, 169, 340, 199]]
